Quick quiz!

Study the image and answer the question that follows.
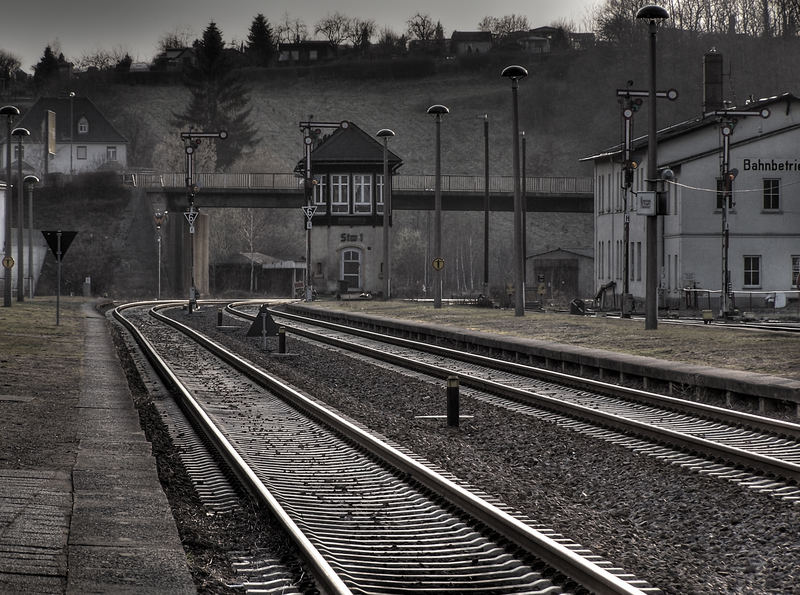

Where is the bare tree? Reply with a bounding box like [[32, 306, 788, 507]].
[[316, 12, 350, 50], [406, 13, 437, 40], [278, 12, 309, 43], [375, 27, 407, 57], [76, 47, 131, 71], [0, 50, 21, 88], [346, 18, 377, 54], [157, 26, 195, 51]]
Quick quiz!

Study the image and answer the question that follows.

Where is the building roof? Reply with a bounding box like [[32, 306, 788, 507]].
[[581, 92, 797, 163], [296, 121, 403, 174], [451, 31, 493, 43], [16, 95, 128, 145]]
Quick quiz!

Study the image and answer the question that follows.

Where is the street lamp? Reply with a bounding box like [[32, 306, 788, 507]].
[[427, 104, 449, 309], [23, 175, 38, 299], [636, 4, 669, 330], [1, 105, 19, 308], [479, 114, 490, 297], [377, 128, 395, 300], [501, 65, 528, 317], [12, 127, 29, 302], [154, 210, 168, 300], [68, 91, 75, 176]]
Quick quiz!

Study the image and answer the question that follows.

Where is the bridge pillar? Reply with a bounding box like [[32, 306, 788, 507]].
[[160, 207, 210, 299]]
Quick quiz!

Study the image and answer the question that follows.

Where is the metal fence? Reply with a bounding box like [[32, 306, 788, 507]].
[[131, 172, 593, 194]]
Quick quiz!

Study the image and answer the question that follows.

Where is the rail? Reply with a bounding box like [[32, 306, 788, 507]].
[[129, 172, 593, 194]]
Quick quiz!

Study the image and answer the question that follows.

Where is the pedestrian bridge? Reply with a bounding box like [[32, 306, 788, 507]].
[[134, 172, 594, 213]]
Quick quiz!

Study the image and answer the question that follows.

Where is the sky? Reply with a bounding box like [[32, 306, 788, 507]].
[[1, 0, 597, 72]]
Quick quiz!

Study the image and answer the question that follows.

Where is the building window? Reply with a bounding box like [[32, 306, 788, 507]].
[[763, 179, 780, 210], [76, 146, 87, 160], [791, 255, 800, 287], [715, 178, 733, 209], [743, 255, 760, 287], [331, 174, 349, 214], [77, 116, 89, 135], [106, 146, 117, 161], [313, 174, 328, 213], [353, 174, 372, 214], [341, 249, 361, 290], [636, 242, 642, 281], [377, 174, 385, 214]]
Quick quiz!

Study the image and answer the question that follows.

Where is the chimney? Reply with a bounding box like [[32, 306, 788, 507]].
[[703, 48, 724, 114]]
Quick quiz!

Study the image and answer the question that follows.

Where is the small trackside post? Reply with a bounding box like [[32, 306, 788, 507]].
[[278, 327, 287, 354], [447, 376, 460, 427]]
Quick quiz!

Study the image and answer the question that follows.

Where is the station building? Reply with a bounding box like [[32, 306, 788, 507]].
[[583, 62, 800, 314], [296, 121, 402, 296]]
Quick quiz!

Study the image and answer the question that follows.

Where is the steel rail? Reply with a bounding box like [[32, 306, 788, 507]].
[[112, 301, 353, 595], [139, 302, 651, 595], [263, 305, 800, 441], [232, 305, 800, 484]]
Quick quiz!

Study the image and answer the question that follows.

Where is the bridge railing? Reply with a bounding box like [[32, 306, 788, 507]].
[[133, 172, 593, 194]]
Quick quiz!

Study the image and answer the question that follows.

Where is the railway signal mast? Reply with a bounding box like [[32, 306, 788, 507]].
[[616, 84, 677, 319], [298, 119, 348, 301], [180, 129, 228, 313], [703, 106, 770, 318]]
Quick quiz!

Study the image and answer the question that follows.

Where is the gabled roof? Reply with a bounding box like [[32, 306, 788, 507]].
[[16, 96, 127, 145], [296, 121, 403, 173], [451, 31, 493, 43], [581, 92, 798, 162]]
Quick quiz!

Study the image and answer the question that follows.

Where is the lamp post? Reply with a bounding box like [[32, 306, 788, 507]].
[[68, 91, 75, 176], [12, 127, 29, 302], [427, 104, 449, 309], [377, 128, 395, 300], [23, 175, 38, 299], [1, 105, 19, 308], [480, 114, 490, 297], [501, 65, 528, 317], [154, 210, 168, 300], [636, 5, 669, 330], [521, 130, 527, 290]]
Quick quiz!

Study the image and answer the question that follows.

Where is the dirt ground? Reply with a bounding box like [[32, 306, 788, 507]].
[[300, 300, 800, 380]]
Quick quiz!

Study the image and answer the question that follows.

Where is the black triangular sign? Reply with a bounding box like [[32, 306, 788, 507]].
[[42, 231, 78, 262], [246, 305, 280, 337]]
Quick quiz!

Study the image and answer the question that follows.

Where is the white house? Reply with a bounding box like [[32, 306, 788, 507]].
[[1, 95, 127, 178], [582, 90, 800, 314]]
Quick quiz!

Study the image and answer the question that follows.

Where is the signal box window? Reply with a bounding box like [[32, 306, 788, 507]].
[[331, 174, 349, 214]]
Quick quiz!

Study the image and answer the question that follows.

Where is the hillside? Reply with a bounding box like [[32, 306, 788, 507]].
[[26, 36, 800, 299], [87, 35, 800, 181]]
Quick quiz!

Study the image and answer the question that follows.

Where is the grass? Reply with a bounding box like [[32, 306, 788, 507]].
[[302, 299, 800, 380], [0, 297, 85, 396]]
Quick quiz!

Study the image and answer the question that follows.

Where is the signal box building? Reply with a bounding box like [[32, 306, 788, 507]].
[[296, 122, 402, 295], [583, 90, 800, 313]]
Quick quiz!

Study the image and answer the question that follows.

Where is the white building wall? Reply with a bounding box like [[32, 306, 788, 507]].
[[593, 97, 800, 310]]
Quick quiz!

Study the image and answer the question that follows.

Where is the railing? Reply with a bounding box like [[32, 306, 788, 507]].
[[131, 172, 593, 194]]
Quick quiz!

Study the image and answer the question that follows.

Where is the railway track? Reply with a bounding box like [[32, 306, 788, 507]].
[[228, 302, 800, 494], [114, 302, 659, 595]]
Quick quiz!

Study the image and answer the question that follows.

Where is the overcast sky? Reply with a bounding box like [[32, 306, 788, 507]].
[[2, 0, 597, 72]]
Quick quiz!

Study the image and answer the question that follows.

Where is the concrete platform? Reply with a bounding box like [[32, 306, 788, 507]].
[[0, 303, 195, 594]]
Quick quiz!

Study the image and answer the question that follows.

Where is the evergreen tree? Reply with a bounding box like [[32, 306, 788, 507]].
[[33, 45, 70, 90], [246, 13, 275, 66], [172, 22, 257, 171]]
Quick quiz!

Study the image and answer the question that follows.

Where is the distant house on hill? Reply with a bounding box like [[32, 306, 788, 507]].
[[1, 95, 128, 179], [151, 47, 197, 72], [278, 41, 335, 65], [450, 31, 493, 55]]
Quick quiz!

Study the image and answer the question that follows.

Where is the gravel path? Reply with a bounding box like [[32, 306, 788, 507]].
[[178, 308, 800, 594]]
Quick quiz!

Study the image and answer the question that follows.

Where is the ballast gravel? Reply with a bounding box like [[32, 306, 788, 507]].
[[174, 307, 799, 594]]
